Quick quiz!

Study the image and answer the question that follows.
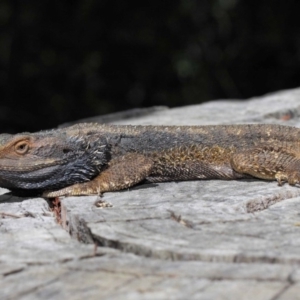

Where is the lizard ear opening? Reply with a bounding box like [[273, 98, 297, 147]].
[[14, 141, 30, 155]]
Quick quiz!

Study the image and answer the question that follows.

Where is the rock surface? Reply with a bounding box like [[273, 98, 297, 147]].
[[2, 88, 300, 299]]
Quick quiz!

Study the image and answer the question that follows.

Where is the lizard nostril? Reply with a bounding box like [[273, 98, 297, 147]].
[[63, 148, 72, 154]]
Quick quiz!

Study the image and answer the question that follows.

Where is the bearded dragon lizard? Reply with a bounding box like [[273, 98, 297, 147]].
[[0, 123, 298, 197]]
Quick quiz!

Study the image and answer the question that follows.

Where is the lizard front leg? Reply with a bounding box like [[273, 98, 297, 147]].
[[230, 146, 300, 186], [43, 153, 153, 197]]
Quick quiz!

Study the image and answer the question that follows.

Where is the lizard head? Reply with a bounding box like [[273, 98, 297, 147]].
[[0, 129, 110, 191]]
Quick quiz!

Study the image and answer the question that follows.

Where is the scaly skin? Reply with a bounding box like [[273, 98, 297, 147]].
[[0, 123, 299, 197]]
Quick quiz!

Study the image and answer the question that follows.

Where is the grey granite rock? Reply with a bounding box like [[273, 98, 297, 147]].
[[3, 88, 300, 299]]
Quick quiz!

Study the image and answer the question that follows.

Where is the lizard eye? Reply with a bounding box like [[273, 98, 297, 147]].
[[15, 141, 29, 154]]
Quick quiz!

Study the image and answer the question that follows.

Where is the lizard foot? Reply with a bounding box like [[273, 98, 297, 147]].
[[43, 182, 102, 198], [275, 171, 300, 186], [275, 172, 288, 186]]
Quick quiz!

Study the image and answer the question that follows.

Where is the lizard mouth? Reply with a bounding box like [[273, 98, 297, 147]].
[[0, 153, 103, 190], [0, 162, 66, 190]]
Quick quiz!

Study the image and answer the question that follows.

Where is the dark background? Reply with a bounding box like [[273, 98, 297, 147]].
[[1, 0, 300, 132]]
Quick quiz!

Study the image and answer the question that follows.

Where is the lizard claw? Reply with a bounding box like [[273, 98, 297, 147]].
[[275, 171, 300, 186], [275, 172, 287, 186]]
